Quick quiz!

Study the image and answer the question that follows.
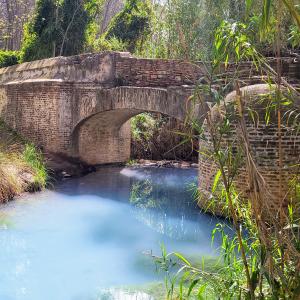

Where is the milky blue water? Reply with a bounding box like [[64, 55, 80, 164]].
[[0, 167, 224, 300]]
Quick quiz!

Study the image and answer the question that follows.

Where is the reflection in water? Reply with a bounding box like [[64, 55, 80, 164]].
[[0, 167, 227, 300], [128, 169, 208, 241]]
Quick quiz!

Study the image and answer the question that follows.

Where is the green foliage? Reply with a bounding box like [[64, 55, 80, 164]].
[[126, 159, 138, 166], [134, 3, 169, 59], [261, 0, 300, 31], [213, 20, 262, 67], [21, 0, 58, 62], [289, 24, 300, 48], [93, 36, 128, 52], [60, 0, 89, 56], [139, 0, 249, 60], [0, 120, 48, 202], [162, 0, 208, 60], [153, 9, 300, 299], [104, 0, 153, 52], [23, 144, 47, 189], [139, 0, 300, 60], [20, 0, 95, 62], [131, 113, 156, 142], [0, 50, 20, 68]]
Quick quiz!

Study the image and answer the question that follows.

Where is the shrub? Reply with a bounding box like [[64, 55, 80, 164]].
[[104, 0, 153, 53], [93, 36, 128, 52], [0, 50, 20, 68]]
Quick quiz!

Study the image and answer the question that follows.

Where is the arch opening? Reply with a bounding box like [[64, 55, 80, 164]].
[[72, 108, 197, 165]]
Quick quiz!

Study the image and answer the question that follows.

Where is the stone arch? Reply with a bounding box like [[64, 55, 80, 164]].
[[74, 86, 190, 125], [72, 109, 141, 165], [71, 86, 195, 165]]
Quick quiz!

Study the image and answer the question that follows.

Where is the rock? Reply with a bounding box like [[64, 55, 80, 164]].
[[61, 171, 71, 178]]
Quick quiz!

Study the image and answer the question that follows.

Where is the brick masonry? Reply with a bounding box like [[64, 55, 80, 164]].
[[0, 52, 299, 212], [198, 84, 300, 213], [0, 52, 201, 165]]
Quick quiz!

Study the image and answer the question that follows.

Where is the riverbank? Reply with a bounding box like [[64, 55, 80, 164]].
[[0, 118, 198, 203], [127, 159, 198, 169], [0, 120, 47, 203], [46, 157, 199, 180]]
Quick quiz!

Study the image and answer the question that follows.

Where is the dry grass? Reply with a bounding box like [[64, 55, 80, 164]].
[[0, 120, 47, 203]]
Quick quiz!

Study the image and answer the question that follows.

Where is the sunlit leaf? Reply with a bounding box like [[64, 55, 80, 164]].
[[212, 169, 222, 193], [174, 252, 191, 266]]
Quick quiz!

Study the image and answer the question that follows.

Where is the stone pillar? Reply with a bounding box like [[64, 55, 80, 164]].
[[75, 110, 134, 165], [198, 84, 300, 215]]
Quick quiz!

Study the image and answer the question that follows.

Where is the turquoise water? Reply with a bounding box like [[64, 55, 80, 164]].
[[0, 167, 224, 300]]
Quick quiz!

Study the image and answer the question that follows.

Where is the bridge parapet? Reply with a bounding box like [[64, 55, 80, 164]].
[[1, 51, 298, 88], [0, 52, 118, 86], [0, 51, 206, 88]]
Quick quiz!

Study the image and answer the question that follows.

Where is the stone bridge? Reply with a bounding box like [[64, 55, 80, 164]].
[[0, 51, 299, 166], [0, 52, 205, 164]]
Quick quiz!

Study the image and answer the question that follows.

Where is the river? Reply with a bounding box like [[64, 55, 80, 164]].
[[0, 166, 226, 300]]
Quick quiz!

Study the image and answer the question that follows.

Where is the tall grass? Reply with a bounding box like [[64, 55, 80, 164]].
[[0, 120, 47, 202], [23, 144, 47, 189]]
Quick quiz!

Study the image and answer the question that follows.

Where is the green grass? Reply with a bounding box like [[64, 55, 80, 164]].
[[104, 256, 223, 299], [23, 144, 47, 189]]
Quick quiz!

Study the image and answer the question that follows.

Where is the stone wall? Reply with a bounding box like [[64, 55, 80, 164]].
[[0, 81, 67, 153], [0, 79, 196, 164], [0, 51, 204, 164], [0, 51, 206, 88], [71, 86, 195, 164], [1, 51, 298, 88], [115, 56, 204, 87], [198, 84, 300, 214], [0, 52, 117, 86]]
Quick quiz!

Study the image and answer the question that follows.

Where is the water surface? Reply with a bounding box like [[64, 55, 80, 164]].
[[0, 167, 224, 300]]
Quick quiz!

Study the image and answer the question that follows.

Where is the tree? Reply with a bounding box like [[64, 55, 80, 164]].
[[0, 0, 35, 51], [20, 0, 60, 61], [20, 0, 93, 62], [104, 0, 153, 52], [59, 0, 90, 56], [138, 0, 250, 60]]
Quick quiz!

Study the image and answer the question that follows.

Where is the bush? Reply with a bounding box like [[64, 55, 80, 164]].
[[131, 113, 198, 161], [93, 36, 128, 52], [0, 50, 20, 68], [104, 0, 153, 53]]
